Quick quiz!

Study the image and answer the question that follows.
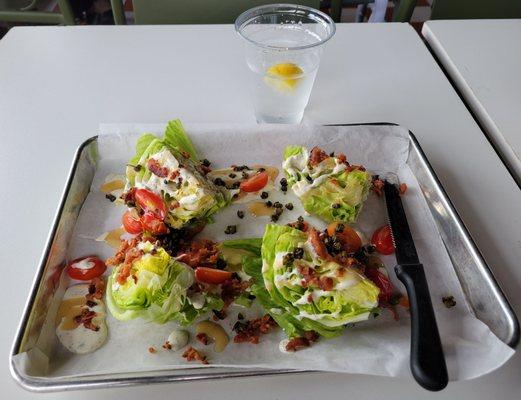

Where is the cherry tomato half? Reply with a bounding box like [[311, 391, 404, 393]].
[[364, 267, 393, 303], [134, 189, 166, 220], [240, 171, 269, 193], [122, 210, 143, 234], [67, 256, 106, 281], [371, 225, 395, 255], [326, 222, 362, 253], [141, 212, 169, 235], [195, 267, 232, 285]]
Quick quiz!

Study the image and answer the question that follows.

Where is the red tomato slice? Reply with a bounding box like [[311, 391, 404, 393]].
[[67, 256, 107, 281], [195, 267, 232, 285], [326, 222, 362, 253], [364, 267, 393, 303], [122, 210, 143, 234], [141, 212, 169, 235], [135, 189, 166, 220], [371, 225, 395, 255], [240, 171, 269, 193]]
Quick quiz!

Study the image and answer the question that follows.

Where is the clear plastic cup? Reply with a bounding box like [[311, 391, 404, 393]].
[[235, 4, 335, 124]]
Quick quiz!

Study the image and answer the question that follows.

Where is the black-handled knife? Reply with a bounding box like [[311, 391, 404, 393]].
[[384, 181, 448, 391]]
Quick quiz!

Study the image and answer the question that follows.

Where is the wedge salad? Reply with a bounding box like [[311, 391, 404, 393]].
[[57, 119, 409, 360]]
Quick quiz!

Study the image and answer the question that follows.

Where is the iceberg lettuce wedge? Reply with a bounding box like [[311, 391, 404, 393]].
[[106, 240, 223, 324], [282, 146, 371, 223], [249, 224, 379, 339], [125, 120, 229, 229]]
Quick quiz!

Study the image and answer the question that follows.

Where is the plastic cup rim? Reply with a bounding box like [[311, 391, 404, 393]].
[[235, 3, 336, 51]]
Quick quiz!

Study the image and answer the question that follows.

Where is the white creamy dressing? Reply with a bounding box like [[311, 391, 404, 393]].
[[167, 329, 189, 351], [188, 293, 206, 310], [56, 284, 108, 354], [294, 309, 371, 326], [73, 258, 95, 270], [283, 150, 347, 197], [279, 339, 291, 353]]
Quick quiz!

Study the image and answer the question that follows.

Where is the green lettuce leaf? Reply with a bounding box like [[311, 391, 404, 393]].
[[221, 238, 263, 257], [164, 119, 198, 160], [129, 133, 157, 166]]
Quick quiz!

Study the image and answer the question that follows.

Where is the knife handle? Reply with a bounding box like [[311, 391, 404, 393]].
[[395, 263, 448, 391]]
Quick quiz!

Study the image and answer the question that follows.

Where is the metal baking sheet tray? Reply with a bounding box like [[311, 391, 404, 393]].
[[10, 123, 519, 392]]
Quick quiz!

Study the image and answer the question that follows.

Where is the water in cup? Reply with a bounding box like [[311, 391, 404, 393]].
[[236, 5, 335, 124]]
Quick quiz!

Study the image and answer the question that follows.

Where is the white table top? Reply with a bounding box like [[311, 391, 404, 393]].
[[1, 24, 520, 399], [422, 19, 521, 186]]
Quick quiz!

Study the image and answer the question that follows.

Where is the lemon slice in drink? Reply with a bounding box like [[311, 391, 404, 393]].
[[264, 63, 303, 93]]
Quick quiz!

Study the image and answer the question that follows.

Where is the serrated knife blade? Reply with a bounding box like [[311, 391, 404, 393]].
[[383, 181, 419, 265]]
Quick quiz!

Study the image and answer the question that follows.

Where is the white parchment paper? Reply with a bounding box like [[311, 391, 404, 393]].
[[28, 124, 514, 381]]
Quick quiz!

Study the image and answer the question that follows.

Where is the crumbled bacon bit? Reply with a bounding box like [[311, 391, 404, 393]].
[[285, 331, 319, 352], [372, 178, 385, 196], [399, 183, 408, 195], [297, 264, 318, 288], [180, 151, 191, 159], [106, 236, 140, 266], [307, 294, 313, 303], [318, 276, 334, 291], [147, 158, 169, 178], [196, 333, 210, 345], [309, 147, 329, 166], [233, 315, 278, 344], [337, 153, 348, 165], [221, 276, 251, 307], [106, 237, 144, 285], [121, 187, 136, 207], [170, 201, 180, 209], [176, 239, 220, 268], [74, 308, 99, 331], [86, 277, 105, 301], [148, 347, 157, 354], [169, 170, 180, 180], [162, 341, 172, 350], [182, 346, 209, 364]]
